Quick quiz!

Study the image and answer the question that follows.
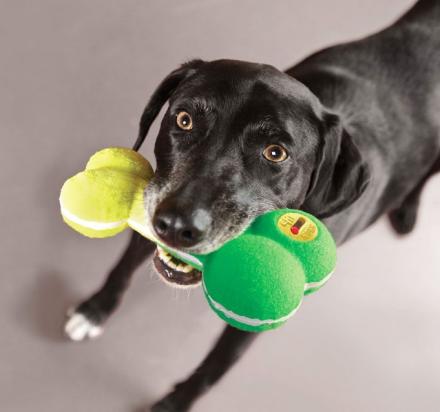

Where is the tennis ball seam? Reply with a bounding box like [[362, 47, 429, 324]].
[[203, 282, 302, 327], [303, 269, 334, 292], [60, 204, 126, 230], [204, 268, 335, 329]]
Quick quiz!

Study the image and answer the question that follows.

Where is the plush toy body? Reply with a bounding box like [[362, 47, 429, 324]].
[[60, 148, 337, 332]]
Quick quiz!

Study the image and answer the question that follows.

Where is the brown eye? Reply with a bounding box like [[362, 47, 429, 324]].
[[176, 111, 193, 130], [262, 144, 288, 162]]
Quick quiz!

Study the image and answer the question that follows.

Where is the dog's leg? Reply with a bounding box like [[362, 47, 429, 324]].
[[389, 155, 440, 235], [151, 325, 258, 412], [64, 231, 155, 341]]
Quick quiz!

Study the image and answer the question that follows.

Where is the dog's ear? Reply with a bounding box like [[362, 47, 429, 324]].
[[302, 112, 370, 218], [133, 59, 205, 151]]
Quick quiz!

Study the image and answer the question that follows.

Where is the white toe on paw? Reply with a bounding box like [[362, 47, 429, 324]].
[[64, 311, 103, 342]]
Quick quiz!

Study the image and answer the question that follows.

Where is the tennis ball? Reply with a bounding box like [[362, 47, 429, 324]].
[[127, 188, 157, 241], [86, 147, 154, 180], [60, 169, 148, 237], [202, 234, 306, 332], [250, 209, 337, 295], [200, 209, 336, 332], [59, 147, 153, 238]]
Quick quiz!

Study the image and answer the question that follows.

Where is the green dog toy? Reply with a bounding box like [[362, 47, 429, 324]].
[[60, 147, 337, 332]]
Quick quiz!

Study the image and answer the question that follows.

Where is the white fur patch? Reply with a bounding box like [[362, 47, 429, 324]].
[[64, 309, 103, 341]]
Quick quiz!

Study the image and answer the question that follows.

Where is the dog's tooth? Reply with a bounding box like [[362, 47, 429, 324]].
[[176, 263, 186, 272], [159, 255, 167, 264], [182, 264, 193, 273], [158, 248, 172, 263], [175, 263, 193, 273], [167, 260, 177, 269], [158, 246, 195, 273]]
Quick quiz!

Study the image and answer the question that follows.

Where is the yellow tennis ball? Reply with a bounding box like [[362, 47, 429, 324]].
[[60, 168, 146, 238], [86, 147, 154, 181], [128, 190, 155, 240]]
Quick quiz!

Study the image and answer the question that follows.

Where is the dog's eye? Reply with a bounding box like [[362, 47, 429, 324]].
[[176, 111, 193, 131], [262, 144, 288, 162]]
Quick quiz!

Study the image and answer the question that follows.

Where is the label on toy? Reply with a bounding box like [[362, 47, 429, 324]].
[[277, 212, 318, 242]]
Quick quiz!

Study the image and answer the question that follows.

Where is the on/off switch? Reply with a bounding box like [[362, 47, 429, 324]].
[[277, 213, 318, 242], [290, 217, 305, 235]]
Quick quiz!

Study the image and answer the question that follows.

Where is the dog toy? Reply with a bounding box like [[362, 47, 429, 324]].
[[60, 147, 336, 332]]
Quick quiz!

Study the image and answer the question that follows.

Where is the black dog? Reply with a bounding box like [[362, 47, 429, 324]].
[[65, 1, 440, 410]]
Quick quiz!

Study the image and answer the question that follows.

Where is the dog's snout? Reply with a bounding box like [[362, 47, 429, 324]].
[[153, 199, 211, 249], [153, 212, 201, 247]]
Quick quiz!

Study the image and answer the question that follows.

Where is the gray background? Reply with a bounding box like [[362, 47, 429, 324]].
[[1, 0, 440, 411]]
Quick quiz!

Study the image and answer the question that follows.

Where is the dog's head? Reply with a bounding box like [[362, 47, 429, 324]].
[[136, 59, 369, 286]]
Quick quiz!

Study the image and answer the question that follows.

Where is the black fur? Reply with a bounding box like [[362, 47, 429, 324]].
[[68, 1, 440, 410]]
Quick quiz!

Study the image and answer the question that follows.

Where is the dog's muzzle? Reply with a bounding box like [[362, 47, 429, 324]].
[[153, 246, 202, 287]]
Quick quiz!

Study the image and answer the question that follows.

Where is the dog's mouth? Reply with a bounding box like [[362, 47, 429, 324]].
[[153, 246, 202, 288]]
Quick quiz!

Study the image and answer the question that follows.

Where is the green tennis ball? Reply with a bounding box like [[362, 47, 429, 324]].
[[250, 209, 336, 295], [202, 234, 306, 332], [199, 209, 337, 332], [60, 169, 147, 238]]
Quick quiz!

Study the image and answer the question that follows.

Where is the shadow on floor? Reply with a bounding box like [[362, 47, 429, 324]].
[[16, 269, 82, 343]]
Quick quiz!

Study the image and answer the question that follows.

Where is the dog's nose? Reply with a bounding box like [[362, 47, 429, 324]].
[[153, 200, 210, 248]]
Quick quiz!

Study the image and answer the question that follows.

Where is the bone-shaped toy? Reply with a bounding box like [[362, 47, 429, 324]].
[[59, 147, 337, 332]]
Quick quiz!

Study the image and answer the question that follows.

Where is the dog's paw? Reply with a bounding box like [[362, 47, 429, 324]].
[[64, 307, 103, 342]]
